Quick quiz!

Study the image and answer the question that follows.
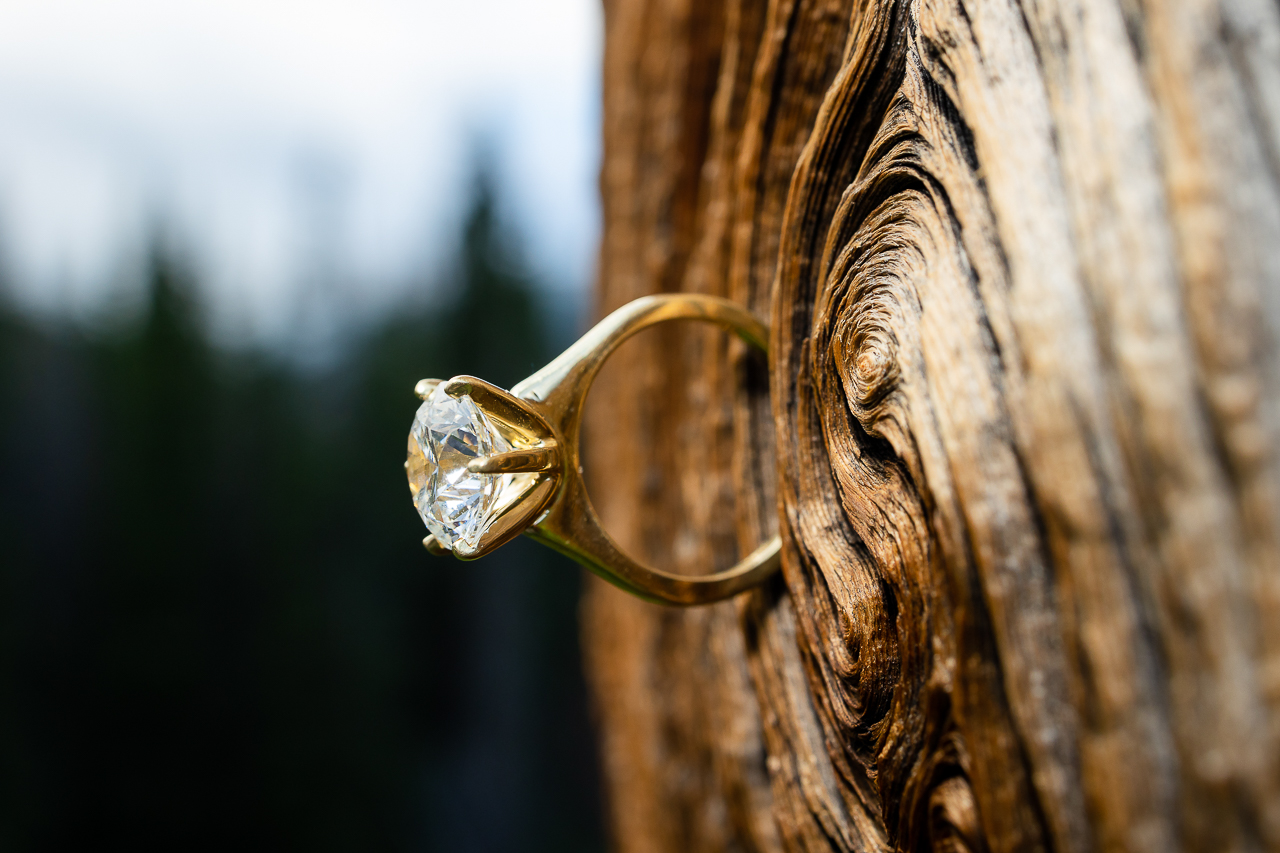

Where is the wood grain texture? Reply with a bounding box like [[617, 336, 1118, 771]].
[[582, 0, 1280, 850]]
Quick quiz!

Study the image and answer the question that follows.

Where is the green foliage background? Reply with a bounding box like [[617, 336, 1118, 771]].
[[0, 174, 603, 851]]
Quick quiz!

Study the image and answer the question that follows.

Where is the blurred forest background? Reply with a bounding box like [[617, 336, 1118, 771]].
[[0, 170, 605, 851]]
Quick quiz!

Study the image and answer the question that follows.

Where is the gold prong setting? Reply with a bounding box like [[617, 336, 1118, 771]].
[[407, 376, 562, 559], [467, 442, 560, 475], [414, 378, 441, 400]]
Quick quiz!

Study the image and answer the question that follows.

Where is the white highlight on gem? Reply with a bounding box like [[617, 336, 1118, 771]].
[[406, 386, 511, 551]]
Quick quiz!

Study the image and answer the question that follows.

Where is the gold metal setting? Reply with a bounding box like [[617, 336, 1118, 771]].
[[412, 293, 780, 606]]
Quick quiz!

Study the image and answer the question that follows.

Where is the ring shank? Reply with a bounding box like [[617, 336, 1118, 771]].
[[511, 294, 780, 606]]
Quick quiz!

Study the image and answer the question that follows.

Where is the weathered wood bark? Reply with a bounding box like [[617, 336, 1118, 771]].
[[581, 0, 1280, 850]]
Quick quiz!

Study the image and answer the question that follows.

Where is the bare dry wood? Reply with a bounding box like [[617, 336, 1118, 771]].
[[581, 0, 1280, 850]]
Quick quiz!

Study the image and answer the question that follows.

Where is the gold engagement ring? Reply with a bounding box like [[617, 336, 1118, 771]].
[[405, 294, 780, 605]]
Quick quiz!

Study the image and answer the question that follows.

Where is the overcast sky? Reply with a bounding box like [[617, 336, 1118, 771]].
[[0, 0, 602, 345]]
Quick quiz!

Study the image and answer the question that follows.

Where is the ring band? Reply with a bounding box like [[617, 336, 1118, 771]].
[[405, 294, 780, 605]]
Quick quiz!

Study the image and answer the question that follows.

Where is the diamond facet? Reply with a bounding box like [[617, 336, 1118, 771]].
[[406, 386, 512, 551]]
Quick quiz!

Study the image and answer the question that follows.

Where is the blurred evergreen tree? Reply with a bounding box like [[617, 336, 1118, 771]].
[[0, 169, 602, 852]]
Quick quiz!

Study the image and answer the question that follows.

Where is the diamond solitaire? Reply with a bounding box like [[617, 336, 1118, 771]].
[[407, 385, 513, 551], [403, 295, 779, 604]]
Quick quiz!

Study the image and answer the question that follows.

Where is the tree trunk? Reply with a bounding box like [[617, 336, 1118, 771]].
[[581, 0, 1280, 851]]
